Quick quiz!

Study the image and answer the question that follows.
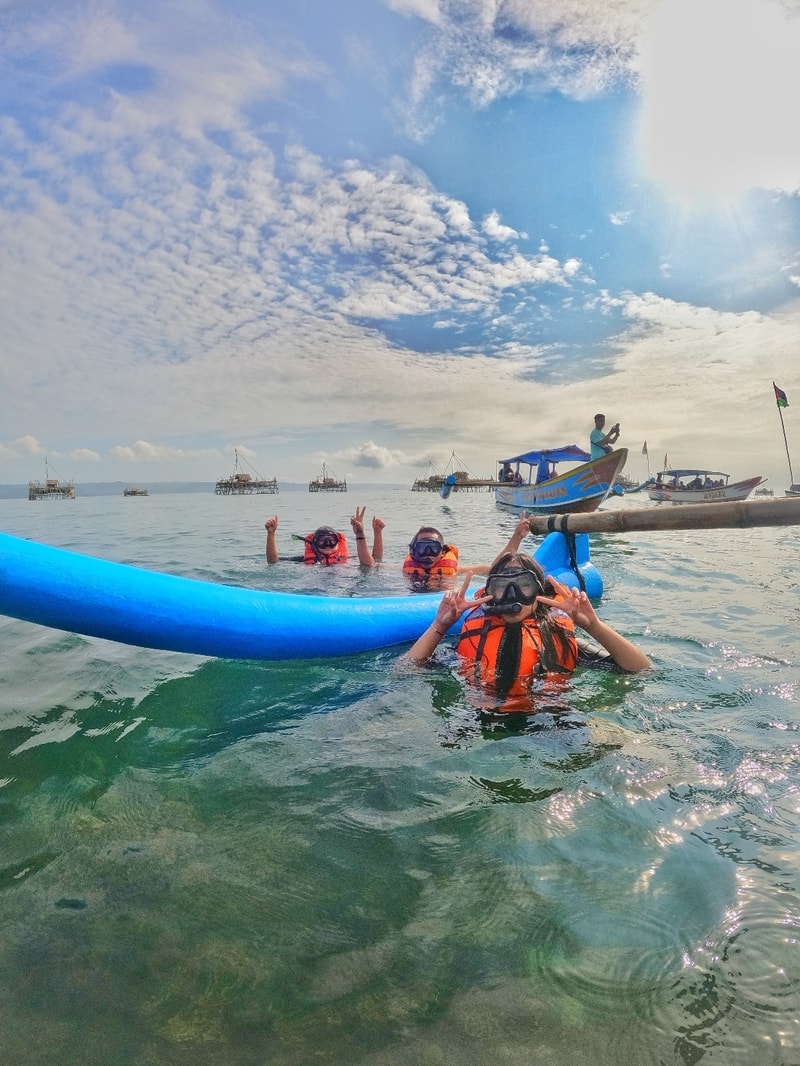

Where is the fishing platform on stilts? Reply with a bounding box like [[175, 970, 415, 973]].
[[411, 452, 498, 492], [215, 450, 278, 495]]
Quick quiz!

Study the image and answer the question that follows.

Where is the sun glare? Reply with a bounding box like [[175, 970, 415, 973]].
[[638, 0, 800, 204]]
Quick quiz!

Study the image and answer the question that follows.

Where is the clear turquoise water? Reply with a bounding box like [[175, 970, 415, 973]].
[[0, 489, 799, 1065]]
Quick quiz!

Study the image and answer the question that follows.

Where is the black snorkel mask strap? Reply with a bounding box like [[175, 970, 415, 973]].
[[292, 533, 315, 546]]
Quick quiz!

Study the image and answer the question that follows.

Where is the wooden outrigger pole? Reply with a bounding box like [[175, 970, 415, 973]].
[[527, 496, 800, 535]]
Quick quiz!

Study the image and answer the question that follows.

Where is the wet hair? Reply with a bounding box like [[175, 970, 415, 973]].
[[313, 525, 338, 541], [411, 526, 444, 544], [486, 553, 574, 690]]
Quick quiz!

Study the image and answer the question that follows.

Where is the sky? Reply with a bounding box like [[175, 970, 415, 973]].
[[2, 0, 800, 489]]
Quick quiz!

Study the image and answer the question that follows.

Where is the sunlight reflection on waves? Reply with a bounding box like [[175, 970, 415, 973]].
[[658, 905, 800, 1063]]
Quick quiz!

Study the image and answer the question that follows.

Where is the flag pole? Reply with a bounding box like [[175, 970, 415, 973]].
[[640, 441, 651, 479], [774, 382, 796, 487]]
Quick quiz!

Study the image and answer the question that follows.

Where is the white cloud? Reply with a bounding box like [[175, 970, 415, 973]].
[[638, 0, 800, 199], [336, 440, 431, 470], [1, 77, 592, 471], [110, 441, 222, 463], [397, 0, 647, 123], [390, 0, 800, 203], [482, 210, 521, 241], [0, 435, 47, 459], [383, 0, 445, 27]]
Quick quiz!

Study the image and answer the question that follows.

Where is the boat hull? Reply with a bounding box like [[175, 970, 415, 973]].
[[495, 449, 628, 513], [647, 475, 764, 504], [0, 531, 602, 661]]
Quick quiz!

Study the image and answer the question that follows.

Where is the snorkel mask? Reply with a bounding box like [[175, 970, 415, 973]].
[[409, 537, 445, 567], [484, 567, 545, 615], [312, 527, 340, 551]]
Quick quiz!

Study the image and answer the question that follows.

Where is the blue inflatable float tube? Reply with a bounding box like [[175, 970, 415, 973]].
[[0, 531, 602, 661]]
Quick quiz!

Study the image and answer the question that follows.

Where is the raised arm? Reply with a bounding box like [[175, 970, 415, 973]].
[[264, 515, 280, 564], [462, 512, 532, 576], [601, 423, 620, 447], [537, 583, 651, 673], [405, 573, 490, 663], [371, 514, 385, 562], [350, 506, 376, 566], [494, 512, 531, 565]]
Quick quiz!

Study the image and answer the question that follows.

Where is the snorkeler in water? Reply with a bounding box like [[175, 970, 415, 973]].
[[404, 552, 650, 709], [265, 507, 384, 566], [402, 512, 534, 590]]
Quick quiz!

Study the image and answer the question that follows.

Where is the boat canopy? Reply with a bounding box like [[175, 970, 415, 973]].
[[658, 468, 730, 479], [499, 445, 591, 466]]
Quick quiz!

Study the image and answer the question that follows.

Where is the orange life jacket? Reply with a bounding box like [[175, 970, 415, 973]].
[[302, 531, 349, 565], [402, 545, 459, 579], [456, 610, 578, 706]]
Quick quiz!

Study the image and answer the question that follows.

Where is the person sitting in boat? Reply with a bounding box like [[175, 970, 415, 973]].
[[590, 413, 620, 459], [535, 457, 551, 484], [688, 475, 703, 489], [265, 507, 383, 566], [499, 465, 522, 484], [404, 554, 651, 711]]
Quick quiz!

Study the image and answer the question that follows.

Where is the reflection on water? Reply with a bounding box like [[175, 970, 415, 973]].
[[0, 491, 799, 1064]]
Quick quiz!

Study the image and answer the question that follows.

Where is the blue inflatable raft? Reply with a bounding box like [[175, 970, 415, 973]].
[[0, 530, 602, 660]]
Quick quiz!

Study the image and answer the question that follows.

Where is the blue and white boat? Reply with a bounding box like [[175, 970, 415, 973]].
[[647, 469, 765, 504], [495, 446, 628, 513]]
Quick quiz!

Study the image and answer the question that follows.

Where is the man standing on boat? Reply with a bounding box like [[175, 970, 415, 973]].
[[590, 413, 620, 459]]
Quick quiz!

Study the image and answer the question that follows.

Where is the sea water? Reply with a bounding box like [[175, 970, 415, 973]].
[[0, 487, 799, 1066]]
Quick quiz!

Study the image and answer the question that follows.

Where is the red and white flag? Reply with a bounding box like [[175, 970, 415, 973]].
[[641, 440, 648, 455]]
